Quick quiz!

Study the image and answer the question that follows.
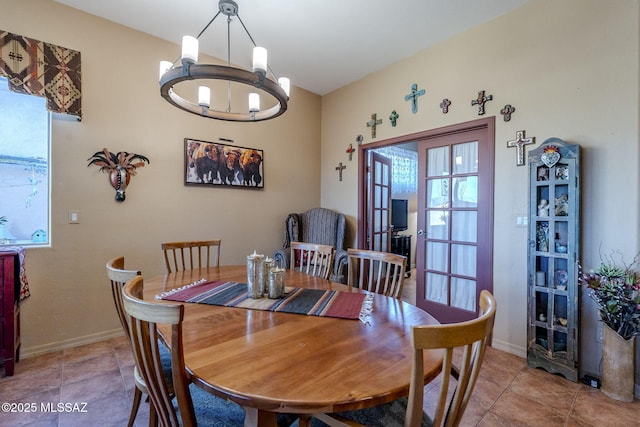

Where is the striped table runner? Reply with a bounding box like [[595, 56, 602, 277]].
[[157, 280, 372, 321]]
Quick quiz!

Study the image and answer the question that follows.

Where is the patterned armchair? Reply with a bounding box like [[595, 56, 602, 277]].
[[273, 207, 348, 283]]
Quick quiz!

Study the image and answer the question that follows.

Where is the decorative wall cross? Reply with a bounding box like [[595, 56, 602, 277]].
[[500, 104, 516, 122], [404, 83, 425, 114], [346, 144, 355, 161], [440, 98, 451, 114], [335, 162, 346, 181], [507, 130, 536, 166], [471, 90, 493, 115], [389, 110, 399, 127], [366, 113, 382, 138]]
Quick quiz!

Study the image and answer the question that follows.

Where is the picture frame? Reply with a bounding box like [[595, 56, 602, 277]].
[[184, 138, 264, 188]]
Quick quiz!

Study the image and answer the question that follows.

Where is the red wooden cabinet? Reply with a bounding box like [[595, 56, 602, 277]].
[[0, 251, 20, 376]]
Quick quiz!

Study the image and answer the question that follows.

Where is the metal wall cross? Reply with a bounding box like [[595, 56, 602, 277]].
[[366, 113, 382, 138], [404, 83, 425, 114], [507, 130, 536, 166], [335, 162, 346, 181], [471, 90, 493, 115]]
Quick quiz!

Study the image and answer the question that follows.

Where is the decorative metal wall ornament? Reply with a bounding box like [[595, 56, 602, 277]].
[[471, 90, 493, 115], [346, 144, 355, 161], [507, 130, 536, 166], [87, 148, 150, 201], [335, 162, 346, 181], [389, 110, 399, 127], [540, 144, 561, 168], [366, 113, 382, 138], [404, 83, 425, 114], [356, 135, 364, 145], [500, 104, 516, 122], [439, 98, 451, 114]]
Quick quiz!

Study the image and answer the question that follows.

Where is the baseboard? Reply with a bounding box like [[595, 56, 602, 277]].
[[491, 338, 527, 358], [19, 329, 125, 359]]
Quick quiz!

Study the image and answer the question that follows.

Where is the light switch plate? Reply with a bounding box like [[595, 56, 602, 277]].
[[69, 210, 80, 224]]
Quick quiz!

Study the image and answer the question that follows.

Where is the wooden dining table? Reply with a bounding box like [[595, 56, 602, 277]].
[[142, 265, 442, 427]]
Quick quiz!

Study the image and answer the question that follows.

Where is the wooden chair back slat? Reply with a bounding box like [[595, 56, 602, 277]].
[[122, 276, 196, 427], [290, 242, 334, 280], [106, 256, 141, 340], [161, 240, 221, 273], [347, 248, 407, 299], [406, 290, 496, 427]]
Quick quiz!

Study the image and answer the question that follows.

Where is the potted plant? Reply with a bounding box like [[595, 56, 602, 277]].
[[580, 251, 640, 402], [87, 148, 150, 202]]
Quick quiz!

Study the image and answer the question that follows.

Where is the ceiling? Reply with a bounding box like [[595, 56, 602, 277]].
[[54, 0, 530, 95]]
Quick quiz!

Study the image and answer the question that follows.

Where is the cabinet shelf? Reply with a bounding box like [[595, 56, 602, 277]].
[[527, 138, 580, 382]]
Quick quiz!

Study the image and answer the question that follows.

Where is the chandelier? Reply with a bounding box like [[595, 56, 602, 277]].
[[158, 0, 290, 122]]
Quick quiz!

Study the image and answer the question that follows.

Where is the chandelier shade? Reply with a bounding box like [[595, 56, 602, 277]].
[[159, 0, 289, 122]]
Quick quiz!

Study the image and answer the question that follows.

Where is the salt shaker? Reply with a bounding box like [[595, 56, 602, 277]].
[[268, 267, 285, 299]]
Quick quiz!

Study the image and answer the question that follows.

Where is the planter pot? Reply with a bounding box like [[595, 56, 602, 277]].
[[601, 323, 636, 402]]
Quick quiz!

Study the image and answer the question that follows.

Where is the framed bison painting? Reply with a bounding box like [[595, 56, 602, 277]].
[[184, 138, 264, 188]]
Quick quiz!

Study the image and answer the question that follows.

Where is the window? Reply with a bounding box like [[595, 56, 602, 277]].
[[372, 145, 418, 196], [0, 76, 51, 247]]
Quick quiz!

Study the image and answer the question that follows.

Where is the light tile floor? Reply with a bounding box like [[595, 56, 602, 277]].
[[1, 273, 638, 426]]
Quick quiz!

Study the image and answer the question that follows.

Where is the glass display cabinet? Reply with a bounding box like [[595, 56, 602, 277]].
[[527, 137, 580, 381]]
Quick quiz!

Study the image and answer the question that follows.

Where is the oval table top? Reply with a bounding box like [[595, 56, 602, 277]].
[[142, 265, 442, 426]]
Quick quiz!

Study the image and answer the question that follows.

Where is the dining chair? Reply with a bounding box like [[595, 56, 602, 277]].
[[290, 241, 335, 280], [122, 275, 246, 427], [346, 248, 407, 299], [161, 239, 221, 273], [105, 256, 145, 427], [312, 290, 497, 427]]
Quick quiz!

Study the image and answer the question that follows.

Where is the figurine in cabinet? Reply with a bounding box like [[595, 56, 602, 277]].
[[555, 193, 569, 216], [538, 199, 549, 216]]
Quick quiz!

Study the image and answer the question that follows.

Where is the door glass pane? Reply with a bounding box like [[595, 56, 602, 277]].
[[452, 211, 477, 243], [382, 186, 389, 208], [375, 185, 381, 208], [451, 277, 476, 311], [427, 241, 448, 272], [427, 146, 449, 177], [451, 244, 476, 277], [427, 178, 449, 207], [374, 161, 382, 183], [382, 163, 389, 185], [426, 272, 448, 304], [427, 210, 448, 239], [452, 176, 477, 208], [453, 141, 478, 174]]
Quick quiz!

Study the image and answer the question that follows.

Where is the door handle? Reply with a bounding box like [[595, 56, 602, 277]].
[[417, 229, 424, 235]]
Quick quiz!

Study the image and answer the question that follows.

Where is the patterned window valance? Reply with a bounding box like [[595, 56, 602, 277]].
[[0, 30, 81, 120]]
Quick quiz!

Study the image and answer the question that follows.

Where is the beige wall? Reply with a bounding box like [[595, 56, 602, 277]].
[[321, 0, 639, 381], [4, 0, 640, 387], [1, 0, 322, 355]]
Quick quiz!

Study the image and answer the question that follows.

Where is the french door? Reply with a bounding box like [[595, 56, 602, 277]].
[[366, 151, 393, 252], [416, 122, 494, 323]]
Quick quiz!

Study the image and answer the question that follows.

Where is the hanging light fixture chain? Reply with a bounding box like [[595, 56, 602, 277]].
[[196, 11, 222, 39], [226, 14, 232, 112]]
